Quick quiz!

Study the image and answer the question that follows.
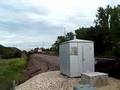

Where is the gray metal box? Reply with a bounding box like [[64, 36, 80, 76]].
[[59, 39, 95, 77]]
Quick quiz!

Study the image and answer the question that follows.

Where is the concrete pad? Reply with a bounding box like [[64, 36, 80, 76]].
[[81, 72, 108, 87], [74, 84, 95, 90]]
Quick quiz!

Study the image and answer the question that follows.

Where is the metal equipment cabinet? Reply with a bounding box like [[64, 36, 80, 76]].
[[59, 39, 95, 77]]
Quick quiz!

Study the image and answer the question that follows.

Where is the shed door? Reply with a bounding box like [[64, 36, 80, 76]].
[[70, 43, 82, 76], [82, 43, 94, 72]]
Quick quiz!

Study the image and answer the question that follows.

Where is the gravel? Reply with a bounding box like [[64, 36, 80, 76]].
[[16, 71, 80, 90], [16, 71, 120, 90]]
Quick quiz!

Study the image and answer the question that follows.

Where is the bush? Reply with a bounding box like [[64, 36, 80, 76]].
[[0, 45, 21, 59], [0, 58, 26, 90]]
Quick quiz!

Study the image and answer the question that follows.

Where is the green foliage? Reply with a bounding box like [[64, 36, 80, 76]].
[[75, 5, 120, 57], [75, 27, 88, 39], [110, 5, 120, 32], [95, 5, 120, 51], [95, 5, 111, 31], [51, 5, 120, 57], [0, 45, 21, 59], [0, 58, 26, 90], [66, 32, 74, 40], [51, 36, 66, 55], [51, 32, 74, 55]]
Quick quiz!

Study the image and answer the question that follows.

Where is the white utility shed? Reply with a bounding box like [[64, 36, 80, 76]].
[[59, 39, 95, 77]]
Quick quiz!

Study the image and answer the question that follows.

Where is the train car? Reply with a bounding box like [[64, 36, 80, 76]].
[[34, 48, 42, 54]]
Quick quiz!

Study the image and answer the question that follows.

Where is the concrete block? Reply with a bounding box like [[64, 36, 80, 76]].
[[74, 84, 95, 90], [81, 72, 108, 87]]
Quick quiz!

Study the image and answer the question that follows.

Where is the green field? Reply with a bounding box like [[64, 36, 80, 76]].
[[0, 58, 26, 90]]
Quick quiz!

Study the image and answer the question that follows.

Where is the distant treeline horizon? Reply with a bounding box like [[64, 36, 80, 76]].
[[0, 44, 22, 59]]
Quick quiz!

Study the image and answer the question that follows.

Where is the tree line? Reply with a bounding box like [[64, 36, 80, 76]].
[[51, 5, 120, 58], [0, 44, 21, 59]]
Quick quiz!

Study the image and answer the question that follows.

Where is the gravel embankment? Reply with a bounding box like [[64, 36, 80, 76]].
[[16, 71, 120, 90], [16, 71, 80, 90], [24, 54, 59, 80]]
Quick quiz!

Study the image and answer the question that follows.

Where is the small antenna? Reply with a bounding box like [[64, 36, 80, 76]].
[[74, 34, 76, 39], [73, 31, 76, 39]]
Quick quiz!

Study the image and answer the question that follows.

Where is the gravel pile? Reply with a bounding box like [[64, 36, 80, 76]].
[[16, 71, 120, 90], [16, 71, 80, 90]]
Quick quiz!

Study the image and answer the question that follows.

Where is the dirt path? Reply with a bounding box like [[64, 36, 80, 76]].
[[24, 54, 60, 80], [23, 54, 120, 82]]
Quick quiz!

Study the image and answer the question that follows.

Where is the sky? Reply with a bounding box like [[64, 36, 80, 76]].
[[0, 0, 119, 50]]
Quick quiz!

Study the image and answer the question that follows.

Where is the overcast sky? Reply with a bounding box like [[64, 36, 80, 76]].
[[0, 0, 119, 50]]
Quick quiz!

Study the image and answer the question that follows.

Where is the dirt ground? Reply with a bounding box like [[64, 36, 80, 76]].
[[23, 54, 120, 81], [23, 54, 59, 80], [16, 71, 120, 90], [19, 54, 120, 90]]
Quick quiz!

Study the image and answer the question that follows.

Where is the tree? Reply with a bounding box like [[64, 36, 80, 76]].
[[51, 32, 74, 55], [51, 36, 67, 55], [66, 32, 74, 40], [95, 5, 111, 31], [110, 5, 120, 42], [51, 5, 120, 57], [94, 5, 120, 57], [0, 45, 21, 59], [75, 27, 88, 39], [110, 5, 120, 57]]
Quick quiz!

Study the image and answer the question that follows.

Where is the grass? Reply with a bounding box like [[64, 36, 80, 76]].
[[0, 57, 26, 90]]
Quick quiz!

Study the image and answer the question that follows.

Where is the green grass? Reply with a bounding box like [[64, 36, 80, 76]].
[[0, 58, 26, 90]]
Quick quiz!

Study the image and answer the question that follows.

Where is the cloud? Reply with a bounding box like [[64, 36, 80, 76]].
[[0, 0, 119, 50]]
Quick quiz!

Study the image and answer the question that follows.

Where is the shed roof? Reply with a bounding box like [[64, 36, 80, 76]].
[[62, 39, 93, 44]]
